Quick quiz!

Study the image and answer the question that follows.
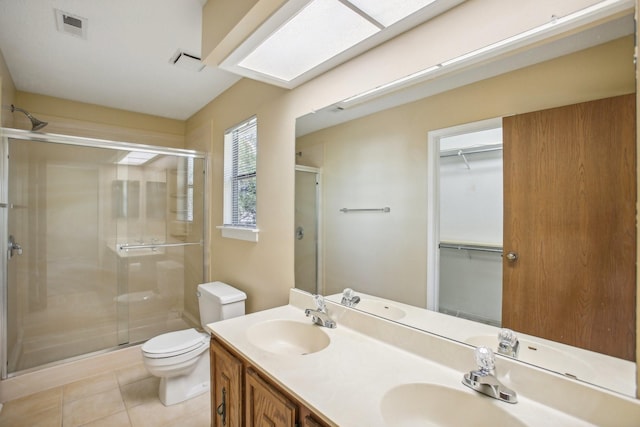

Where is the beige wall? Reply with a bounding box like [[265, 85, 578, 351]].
[[202, 0, 260, 62], [296, 36, 634, 307], [184, 122, 213, 320], [0, 43, 184, 146], [12, 92, 185, 148], [188, 79, 290, 313]]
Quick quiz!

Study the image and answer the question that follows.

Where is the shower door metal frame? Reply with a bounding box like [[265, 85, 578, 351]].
[[0, 127, 210, 379], [294, 165, 323, 295]]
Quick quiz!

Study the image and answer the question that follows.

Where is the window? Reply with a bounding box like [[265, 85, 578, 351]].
[[222, 116, 258, 240]]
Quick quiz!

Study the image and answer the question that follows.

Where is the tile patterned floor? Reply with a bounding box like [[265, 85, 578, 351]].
[[0, 362, 210, 427]]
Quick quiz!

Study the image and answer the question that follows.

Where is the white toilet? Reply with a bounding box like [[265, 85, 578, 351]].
[[141, 281, 247, 406]]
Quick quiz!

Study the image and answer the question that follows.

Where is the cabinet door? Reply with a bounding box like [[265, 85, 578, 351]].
[[211, 340, 243, 427], [246, 368, 296, 427], [503, 94, 636, 360]]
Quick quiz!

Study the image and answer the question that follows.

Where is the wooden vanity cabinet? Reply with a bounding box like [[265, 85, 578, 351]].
[[210, 337, 330, 427], [210, 339, 243, 427]]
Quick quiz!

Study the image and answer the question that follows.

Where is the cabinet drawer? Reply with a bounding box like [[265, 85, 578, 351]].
[[246, 368, 297, 427]]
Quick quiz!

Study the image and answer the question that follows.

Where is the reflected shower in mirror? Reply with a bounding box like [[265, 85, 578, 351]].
[[112, 180, 140, 219], [294, 11, 636, 397]]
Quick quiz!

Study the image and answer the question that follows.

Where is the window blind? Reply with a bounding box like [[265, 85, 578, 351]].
[[224, 116, 257, 227]]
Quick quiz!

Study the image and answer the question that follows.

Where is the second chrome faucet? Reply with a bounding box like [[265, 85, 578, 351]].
[[463, 346, 518, 403], [340, 288, 361, 308]]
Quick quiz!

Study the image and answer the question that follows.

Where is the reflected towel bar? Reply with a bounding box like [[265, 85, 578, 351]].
[[340, 207, 391, 213], [118, 241, 202, 251], [439, 241, 502, 254]]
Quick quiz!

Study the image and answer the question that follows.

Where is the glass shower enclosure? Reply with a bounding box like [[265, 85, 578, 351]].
[[0, 128, 207, 378]]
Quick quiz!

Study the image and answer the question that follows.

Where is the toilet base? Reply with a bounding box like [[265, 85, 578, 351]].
[[158, 350, 210, 406]]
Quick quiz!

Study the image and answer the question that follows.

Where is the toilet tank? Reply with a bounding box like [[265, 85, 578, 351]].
[[197, 281, 247, 327]]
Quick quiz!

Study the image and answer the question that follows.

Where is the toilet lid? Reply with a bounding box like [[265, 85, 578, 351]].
[[142, 328, 209, 357]]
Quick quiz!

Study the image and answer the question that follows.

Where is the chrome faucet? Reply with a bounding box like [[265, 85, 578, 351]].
[[497, 328, 520, 358], [463, 346, 517, 403], [340, 288, 361, 308], [305, 295, 336, 328]]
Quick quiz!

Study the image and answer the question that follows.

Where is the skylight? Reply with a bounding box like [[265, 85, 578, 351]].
[[238, 0, 379, 81], [348, 0, 437, 27], [222, 0, 453, 88], [118, 151, 158, 166]]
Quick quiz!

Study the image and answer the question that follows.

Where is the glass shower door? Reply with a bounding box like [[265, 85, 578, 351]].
[[2, 132, 206, 378], [115, 154, 205, 344], [5, 138, 124, 374], [294, 167, 320, 294]]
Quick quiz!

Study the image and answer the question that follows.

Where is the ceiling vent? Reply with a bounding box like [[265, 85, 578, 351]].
[[55, 9, 87, 39], [170, 50, 206, 72]]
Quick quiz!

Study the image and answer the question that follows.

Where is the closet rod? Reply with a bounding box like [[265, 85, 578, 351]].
[[439, 241, 503, 254], [440, 143, 503, 158]]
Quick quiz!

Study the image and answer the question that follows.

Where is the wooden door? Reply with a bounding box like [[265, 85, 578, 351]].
[[502, 94, 636, 361], [211, 340, 243, 427], [246, 368, 297, 427]]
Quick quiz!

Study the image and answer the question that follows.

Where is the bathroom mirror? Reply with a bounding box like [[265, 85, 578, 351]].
[[294, 9, 637, 397]]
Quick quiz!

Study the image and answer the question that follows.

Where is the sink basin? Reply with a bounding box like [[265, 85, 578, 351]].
[[465, 335, 594, 381], [357, 299, 406, 320], [380, 383, 526, 427], [246, 320, 330, 356]]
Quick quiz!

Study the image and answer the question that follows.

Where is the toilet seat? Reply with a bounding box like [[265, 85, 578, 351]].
[[142, 328, 209, 359]]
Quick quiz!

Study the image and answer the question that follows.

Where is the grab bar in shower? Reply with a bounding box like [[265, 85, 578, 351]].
[[340, 207, 391, 213], [117, 241, 202, 251], [439, 241, 503, 254]]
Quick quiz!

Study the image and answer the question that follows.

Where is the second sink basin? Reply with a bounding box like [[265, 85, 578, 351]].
[[356, 298, 406, 320], [380, 383, 526, 427], [465, 335, 594, 382], [246, 319, 330, 356]]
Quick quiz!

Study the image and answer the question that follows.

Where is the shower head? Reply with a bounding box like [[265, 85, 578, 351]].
[[10, 104, 48, 131]]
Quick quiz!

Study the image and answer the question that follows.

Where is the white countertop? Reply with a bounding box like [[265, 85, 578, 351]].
[[207, 289, 640, 427]]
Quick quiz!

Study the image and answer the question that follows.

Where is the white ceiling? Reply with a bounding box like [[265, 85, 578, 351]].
[[0, 0, 241, 120]]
